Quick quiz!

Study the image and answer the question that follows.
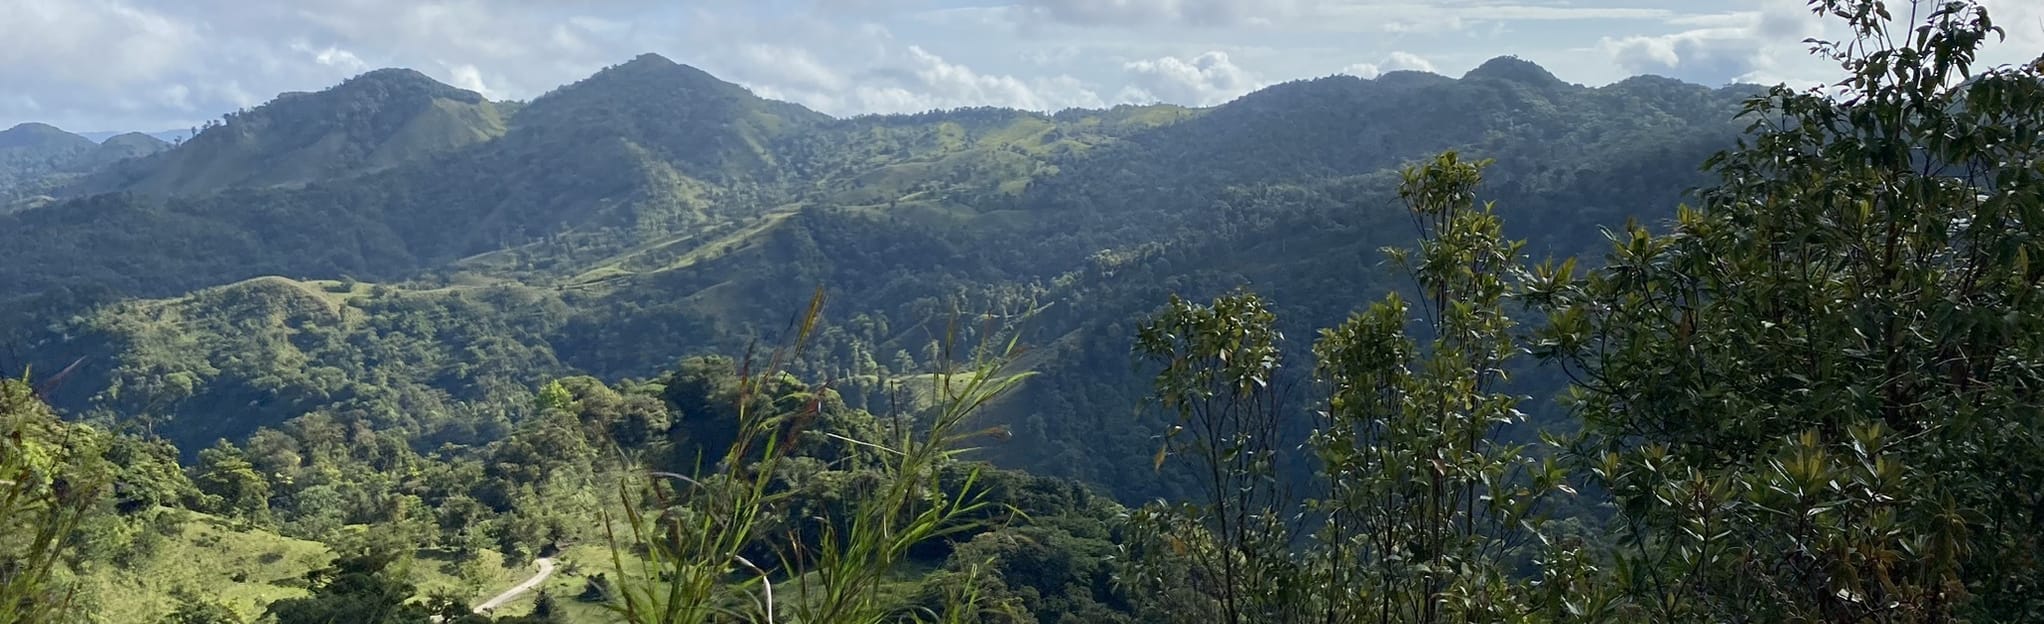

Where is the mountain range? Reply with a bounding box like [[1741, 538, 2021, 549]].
[[0, 122, 171, 206], [0, 52, 1755, 498]]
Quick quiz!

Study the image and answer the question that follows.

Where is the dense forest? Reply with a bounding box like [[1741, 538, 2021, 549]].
[[3, 0, 2043, 622]]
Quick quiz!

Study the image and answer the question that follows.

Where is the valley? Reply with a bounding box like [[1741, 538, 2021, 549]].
[[4, 4, 2042, 621]]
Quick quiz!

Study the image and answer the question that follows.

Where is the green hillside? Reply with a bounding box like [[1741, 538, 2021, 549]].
[[69, 275, 567, 453], [0, 123, 170, 203], [77, 510, 331, 623], [74, 508, 577, 623], [10, 7, 2042, 620], [69, 68, 510, 197], [1, 53, 1753, 501]]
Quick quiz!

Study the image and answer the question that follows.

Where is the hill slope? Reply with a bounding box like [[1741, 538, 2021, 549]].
[[70, 69, 510, 196], [5, 55, 1756, 500], [0, 123, 95, 196]]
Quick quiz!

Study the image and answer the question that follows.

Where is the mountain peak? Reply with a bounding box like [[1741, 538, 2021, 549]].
[[347, 67, 440, 87], [1462, 56, 1565, 86], [622, 52, 679, 68], [525, 52, 795, 119], [329, 67, 485, 104], [581, 52, 730, 92], [508, 53, 828, 180], [65, 64, 508, 196], [0, 123, 92, 149], [102, 131, 168, 143]]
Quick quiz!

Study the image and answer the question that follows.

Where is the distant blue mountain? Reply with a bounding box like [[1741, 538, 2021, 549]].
[[77, 129, 193, 144]]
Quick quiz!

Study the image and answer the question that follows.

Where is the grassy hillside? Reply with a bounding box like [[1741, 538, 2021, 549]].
[[77, 509, 564, 623], [66, 275, 568, 453], [71, 69, 510, 197], [0, 123, 170, 201], [3, 54, 1754, 502], [79, 510, 330, 623]]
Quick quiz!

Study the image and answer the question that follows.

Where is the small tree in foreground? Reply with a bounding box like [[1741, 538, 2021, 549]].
[[1123, 152, 1576, 624], [601, 290, 1031, 624]]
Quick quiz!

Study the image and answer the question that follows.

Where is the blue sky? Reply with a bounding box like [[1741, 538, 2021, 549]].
[[3, 0, 2039, 132]]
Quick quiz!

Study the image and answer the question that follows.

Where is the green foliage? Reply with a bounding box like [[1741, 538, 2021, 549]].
[[74, 68, 508, 197], [159, 588, 244, 624], [1302, 152, 1566, 623], [1525, 0, 2044, 620], [1128, 291, 1298, 622], [598, 293, 1036, 624], [0, 378, 114, 624], [21, 19, 2038, 623], [264, 551, 434, 624], [1122, 151, 1576, 623], [0, 52, 1751, 509], [194, 439, 272, 521], [0, 123, 168, 202]]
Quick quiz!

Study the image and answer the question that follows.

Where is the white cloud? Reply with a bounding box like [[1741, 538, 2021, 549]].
[[158, 84, 192, 111], [1597, 1, 1825, 86], [290, 40, 370, 74], [1339, 51, 1436, 79], [1022, 45, 1084, 67], [738, 44, 849, 93], [1339, 63, 1382, 79], [5, 0, 2042, 132], [1019, 0, 1302, 28], [1384, 51, 1436, 73], [1477, 6, 1673, 21], [443, 64, 493, 97], [1983, 0, 2044, 66], [1013, 0, 1676, 34], [1122, 50, 1262, 105], [0, 0, 198, 87], [861, 47, 1104, 112], [903, 46, 1052, 109], [1603, 0, 2040, 87], [735, 36, 1108, 115]]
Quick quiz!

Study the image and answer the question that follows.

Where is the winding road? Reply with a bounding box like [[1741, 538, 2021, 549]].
[[473, 557, 558, 615]]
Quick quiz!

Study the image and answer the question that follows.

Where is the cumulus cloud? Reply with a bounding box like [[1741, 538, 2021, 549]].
[[748, 43, 1106, 114], [1339, 51, 1437, 79], [290, 40, 370, 74], [898, 46, 1082, 110], [737, 44, 849, 94], [1120, 51, 1262, 105], [1013, 0, 1676, 34], [0, 0, 666, 129], [0, 0, 198, 87], [8, 0, 2043, 133], [1597, 1, 1825, 86], [442, 64, 494, 98], [1596, 0, 2043, 87], [1018, 0, 1302, 27], [1982, 0, 2044, 65]]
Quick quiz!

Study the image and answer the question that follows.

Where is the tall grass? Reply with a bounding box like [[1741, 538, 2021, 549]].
[[0, 375, 112, 624], [600, 290, 1031, 624]]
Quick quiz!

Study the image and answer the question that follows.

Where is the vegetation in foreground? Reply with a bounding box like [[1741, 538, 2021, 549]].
[[2, 1, 2042, 623]]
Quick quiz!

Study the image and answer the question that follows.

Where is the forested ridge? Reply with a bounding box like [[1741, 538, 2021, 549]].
[[3, 1, 2042, 622], [0, 48, 1751, 496]]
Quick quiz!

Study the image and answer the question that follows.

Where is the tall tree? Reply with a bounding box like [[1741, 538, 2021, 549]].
[[1130, 291, 1301, 624], [264, 552, 432, 624], [193, 439, 271, 522], [1309, 151, 1570, 623], [1124, 152, 1576, 623], [1529, 0, 2044, 620]]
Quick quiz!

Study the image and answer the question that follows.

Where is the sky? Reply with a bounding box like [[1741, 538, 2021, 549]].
[[3, 0, 2040, 134]]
